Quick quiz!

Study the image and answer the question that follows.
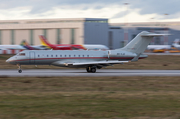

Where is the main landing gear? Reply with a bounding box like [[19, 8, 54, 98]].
[[17, 64, 22, 73], [86, 66, 96, 73]]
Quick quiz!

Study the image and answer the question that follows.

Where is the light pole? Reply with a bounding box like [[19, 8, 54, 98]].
[[164, 14, 169, 45], [124, 3, 129, 46], [150, 17, 155, 45]]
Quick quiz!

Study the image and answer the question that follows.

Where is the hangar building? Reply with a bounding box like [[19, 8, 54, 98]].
[[0, 18, 109, 46], [0, 18, 180, 49]]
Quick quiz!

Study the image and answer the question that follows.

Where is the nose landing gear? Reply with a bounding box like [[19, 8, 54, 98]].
[[17, 64, 22, 73], [18, 70, 22, 73]]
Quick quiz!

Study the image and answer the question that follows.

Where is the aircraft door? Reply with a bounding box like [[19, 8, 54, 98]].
[[29, 52, 35, 64], [108, 50, 111, 59]]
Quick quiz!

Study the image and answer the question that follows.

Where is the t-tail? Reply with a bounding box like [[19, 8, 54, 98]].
[[119, 31, 169, 54]]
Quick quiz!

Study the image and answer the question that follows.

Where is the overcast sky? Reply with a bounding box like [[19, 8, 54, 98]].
[[0, 0, 180, 23]]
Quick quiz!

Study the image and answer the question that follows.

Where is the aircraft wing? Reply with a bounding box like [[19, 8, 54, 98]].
[[52, 60, 129, 67], [72, 60, 129, 65]]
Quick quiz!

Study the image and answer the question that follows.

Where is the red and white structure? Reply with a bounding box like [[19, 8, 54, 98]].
[[0, 50, 24, 54]]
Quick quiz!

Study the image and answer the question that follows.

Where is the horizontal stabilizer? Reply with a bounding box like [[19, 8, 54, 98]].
[[72, 60, 129, 65], [141, 34, 171, 37]]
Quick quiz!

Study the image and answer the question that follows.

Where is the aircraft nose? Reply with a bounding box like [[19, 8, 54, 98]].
[[6, 59, 9, 63], [6, 57, 15, 64]]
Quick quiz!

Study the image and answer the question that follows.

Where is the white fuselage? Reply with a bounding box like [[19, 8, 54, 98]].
[[83, 44, 109, 50], [6, 50, 147, 68], [0, 45, 26, 50], [147, 45, 171, 50]]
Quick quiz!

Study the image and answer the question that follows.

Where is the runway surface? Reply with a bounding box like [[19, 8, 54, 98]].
[[1, 69, 180, 77], [144, 53, 180, 55]]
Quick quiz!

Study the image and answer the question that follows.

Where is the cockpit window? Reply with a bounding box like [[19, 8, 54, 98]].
[[18, 53, 25, 56]]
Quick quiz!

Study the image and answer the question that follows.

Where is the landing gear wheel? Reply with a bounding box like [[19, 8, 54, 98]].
[[91, 68, 96, 73], [86, 67, 91, 73], [17, 64, 22, 73], [18, 70, 22, 73]]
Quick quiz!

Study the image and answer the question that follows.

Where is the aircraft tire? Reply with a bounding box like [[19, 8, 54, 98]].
[[18, 70, 22, 73], [86, 67, 91, 73], [91, 68, 96, 73]]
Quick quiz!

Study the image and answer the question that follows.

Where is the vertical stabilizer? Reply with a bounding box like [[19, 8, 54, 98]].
[[120, 31, 168, 54], [39, 35, 51, 49], [20, 40, 34, 50]]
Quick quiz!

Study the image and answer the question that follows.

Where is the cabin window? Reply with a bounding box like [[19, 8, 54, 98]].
[[74, 55, 76, 57], [38, 55, 40, 57], [69, 55, 71, 57], [18, 53, 25, 56], [60, 55, 62, 57], [65, 55, 66, 57], [56, 55, 57, 57], [51, 55, 53, 57], [82, 55, 84, 57], [47, 55, 49, 57], [79, 55, 80, 57], [87, 55, 89, 57]]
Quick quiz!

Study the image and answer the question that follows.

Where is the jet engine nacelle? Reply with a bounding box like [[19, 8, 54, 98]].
[[108, 50, 137, 58]]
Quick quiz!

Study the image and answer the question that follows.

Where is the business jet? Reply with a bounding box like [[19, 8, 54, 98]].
[[6, 31, 168, 73], [39, 35, 109, 50]]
